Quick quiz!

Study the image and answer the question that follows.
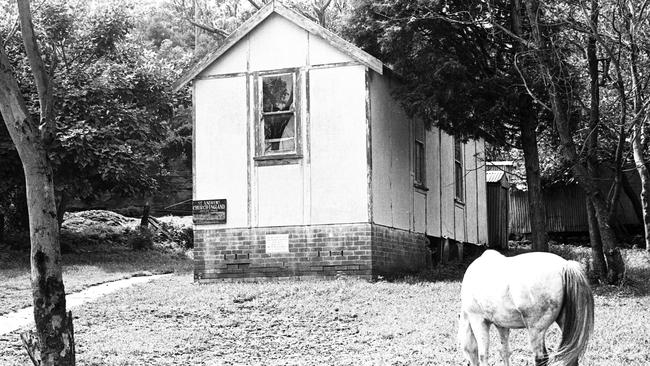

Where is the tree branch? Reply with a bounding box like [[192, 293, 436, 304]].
[[187, 19, 229, 38], [16, 0, 54, 143]]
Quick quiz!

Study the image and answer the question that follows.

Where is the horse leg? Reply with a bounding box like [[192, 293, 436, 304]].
[[527, 328, 549, 366], [467, 315, 491, 366], [459, 312, 479, 366], [495, 326, 511, 366]]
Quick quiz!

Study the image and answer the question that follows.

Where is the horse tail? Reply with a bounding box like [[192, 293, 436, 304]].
[[554, 260, 594, 366]]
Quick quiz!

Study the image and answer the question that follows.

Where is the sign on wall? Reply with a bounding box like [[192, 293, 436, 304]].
[[193, 199, 227, 224], [265, 234, 289, 253]]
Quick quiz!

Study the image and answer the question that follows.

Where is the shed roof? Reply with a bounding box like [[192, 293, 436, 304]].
[[173, 1, 384, 92]]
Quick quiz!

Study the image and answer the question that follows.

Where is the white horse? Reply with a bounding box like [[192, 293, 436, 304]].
[[458, 250, 594, 366]]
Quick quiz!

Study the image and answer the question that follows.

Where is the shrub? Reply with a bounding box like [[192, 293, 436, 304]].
[[126, 226, 154, 251]]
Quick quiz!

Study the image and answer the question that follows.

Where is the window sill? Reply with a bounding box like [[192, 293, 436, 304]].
[[254, 153, 303, 166], [414, 183, 429, 192]]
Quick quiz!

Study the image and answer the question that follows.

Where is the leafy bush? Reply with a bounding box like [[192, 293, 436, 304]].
[[126, 227, 154, 251], [168, 225, 193, 249]]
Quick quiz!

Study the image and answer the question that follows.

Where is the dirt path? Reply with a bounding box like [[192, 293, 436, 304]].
[[0, 274, 172, 336]]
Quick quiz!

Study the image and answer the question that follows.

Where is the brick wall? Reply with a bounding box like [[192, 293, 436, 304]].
[[194, 223, 432, 281], [371, 224, 431, 276]]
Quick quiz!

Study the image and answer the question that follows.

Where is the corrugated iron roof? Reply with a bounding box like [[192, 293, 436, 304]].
[[486, 170, 506, 183]]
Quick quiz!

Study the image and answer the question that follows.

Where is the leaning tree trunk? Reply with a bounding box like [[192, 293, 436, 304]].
[[0, 0, 75, 363], [0, 65, 75, 366]]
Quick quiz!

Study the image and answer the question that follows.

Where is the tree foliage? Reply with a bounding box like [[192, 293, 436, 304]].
[[0, 0, 192, 229]]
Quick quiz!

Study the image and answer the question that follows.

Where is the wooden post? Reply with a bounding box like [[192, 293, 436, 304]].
[[442, 237, 450, 264], [458, 242, 464, 262], [140, 202, 150, 227]]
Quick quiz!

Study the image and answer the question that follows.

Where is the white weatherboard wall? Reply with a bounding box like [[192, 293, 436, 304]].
[[369, 71, 487, 244], [440, 132, 455, 238], [194, 77, 248, 229], [309, 66, 368, 224], [195, 12, 368, 229], [370, 73, 413, 230], [426, 127, 441, 237], [464, 140, 479, 244], [476, 140, 489, 243]]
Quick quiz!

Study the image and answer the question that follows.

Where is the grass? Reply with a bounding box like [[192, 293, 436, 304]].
[[1, 245, 649, 365], [0, 240, 192, 316]]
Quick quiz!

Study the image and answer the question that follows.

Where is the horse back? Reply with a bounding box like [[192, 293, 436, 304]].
[[460, 250, 566, 328]]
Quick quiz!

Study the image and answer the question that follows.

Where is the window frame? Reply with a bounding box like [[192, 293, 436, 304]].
[[254, 69, 302, 164], [414, 138, 426, 188], [454, 137, 465, 203]]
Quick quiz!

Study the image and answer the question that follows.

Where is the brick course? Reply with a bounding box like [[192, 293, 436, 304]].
[[194, 223, 431, 281]]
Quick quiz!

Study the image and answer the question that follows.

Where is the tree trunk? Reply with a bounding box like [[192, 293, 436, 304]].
[[626, 9, 650, 252], [632, 131, 650, 251], [23, 159, 75, 366], [586, 197, 607, 280], [0, 1, 75, 362], [525, 0, 624, 284], [519, 94, 548, 251], [584, 0, 606, 282], [511, 0, 547, 252]]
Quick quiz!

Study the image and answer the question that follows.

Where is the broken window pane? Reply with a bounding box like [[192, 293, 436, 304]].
[[262, 74, 293, 112]]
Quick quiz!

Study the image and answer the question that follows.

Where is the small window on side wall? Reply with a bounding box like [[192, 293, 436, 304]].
[[414, 139, 425, 186], [454, 137, 464, 202], [260, 73, 296, 156]]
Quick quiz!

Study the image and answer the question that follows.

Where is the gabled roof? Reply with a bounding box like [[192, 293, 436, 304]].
[[172, 1, 384, 92]]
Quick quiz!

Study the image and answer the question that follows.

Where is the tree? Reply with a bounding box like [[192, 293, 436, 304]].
[[1, 0, 192, 228], [0, 0, 75, 363], [345, 0, 550, 251], [523, 0, 625, 283]]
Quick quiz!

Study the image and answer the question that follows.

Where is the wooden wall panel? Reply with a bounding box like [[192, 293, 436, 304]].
[[194, 77, 248, 228]]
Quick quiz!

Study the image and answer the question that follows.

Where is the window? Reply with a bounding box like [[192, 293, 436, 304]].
[[414, 139, 425, 186], [414, 121, 426, 188], [259, 73, 296, 156], [454, 137, 464, 202]]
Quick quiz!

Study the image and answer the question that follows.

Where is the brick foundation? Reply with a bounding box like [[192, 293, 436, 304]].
[[194, 223, 432, 281]]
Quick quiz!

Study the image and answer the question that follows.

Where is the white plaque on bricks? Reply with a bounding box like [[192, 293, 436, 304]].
[[265, 234, 289, 253]]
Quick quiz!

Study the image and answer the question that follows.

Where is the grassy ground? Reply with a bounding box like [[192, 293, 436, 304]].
[[0, 243, 192, 316], [1, 246, 648, 365]]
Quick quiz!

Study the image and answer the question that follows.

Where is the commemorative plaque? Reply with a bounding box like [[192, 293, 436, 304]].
[[193, 199, 227, 224]]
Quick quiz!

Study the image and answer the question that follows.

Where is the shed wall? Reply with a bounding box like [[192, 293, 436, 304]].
[[309, 66, 368, 224], [194, 77, 248, 228], [195, 13, 367, 229], [476, 140, 489, 244], [369, 73, 413, 230]]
